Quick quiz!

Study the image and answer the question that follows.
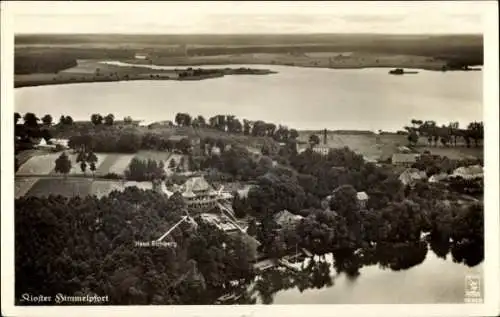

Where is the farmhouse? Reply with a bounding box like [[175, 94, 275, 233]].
[[50, 138, 69, 149], [399, 168, 428, 186], [35, 138, 56, 150]]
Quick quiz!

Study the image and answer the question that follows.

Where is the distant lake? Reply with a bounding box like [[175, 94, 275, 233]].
[[15, 63, 482, 131]]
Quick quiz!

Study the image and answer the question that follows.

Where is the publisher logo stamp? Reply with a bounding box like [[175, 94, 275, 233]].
[[464, 275, 482, 303]]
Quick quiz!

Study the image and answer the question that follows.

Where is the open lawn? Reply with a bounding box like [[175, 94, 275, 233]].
[[25, 178, 94, 198]]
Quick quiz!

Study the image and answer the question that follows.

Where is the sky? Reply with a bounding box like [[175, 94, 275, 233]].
[[6, 1, 487, 34]]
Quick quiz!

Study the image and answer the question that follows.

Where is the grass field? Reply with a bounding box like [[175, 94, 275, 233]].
[[297, 132, 483, 161], [25, 178, 94, 198]]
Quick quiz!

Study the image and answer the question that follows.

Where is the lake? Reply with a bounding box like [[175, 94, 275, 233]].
[[15, 63, 482, 132], [221, 240, 483, 305]]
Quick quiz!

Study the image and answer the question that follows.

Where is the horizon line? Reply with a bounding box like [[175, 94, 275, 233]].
[[15, 32, 483, 36]]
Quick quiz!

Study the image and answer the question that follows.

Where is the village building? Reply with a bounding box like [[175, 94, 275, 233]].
[[273, 210, 304, 230], [356, 191, 369, 209], [165, 175, 233, 212], [50, 138, 69, 149], [134, 53, 150, 60], [199, 213, 240, 233], [312, 146, 330, 155], [399, 168, 428, 186], [35, 138, 56, 150], [428, 172, 449, 183], [391, 153, 419, 167], [297, 146, 331, 156], [451, 165, 483, 180]]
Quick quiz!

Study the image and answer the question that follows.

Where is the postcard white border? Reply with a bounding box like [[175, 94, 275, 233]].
[[2, 1, 499, 317]]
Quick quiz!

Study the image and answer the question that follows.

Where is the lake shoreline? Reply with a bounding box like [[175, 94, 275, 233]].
[[14, 62, 278, 88], [121, 54, 483, 72]]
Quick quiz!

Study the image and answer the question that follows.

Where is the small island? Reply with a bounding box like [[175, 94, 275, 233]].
[[389, 68, 419, 75]]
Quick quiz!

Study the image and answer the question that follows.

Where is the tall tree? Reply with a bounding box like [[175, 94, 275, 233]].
[[196, 115, 206, 127], [54, 152, 72, 178], [87, 152, 99, 177], [41, 114, 53, 126], [104, 114, 115, 126], [289, 129, 299, 140], [308, 134, 320, 149], [123, 116, 133, 125], [23, 113, 39, 128], [91, 114, 103, 125]]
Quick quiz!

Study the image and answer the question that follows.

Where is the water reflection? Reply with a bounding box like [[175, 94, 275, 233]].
[[213, 238, 483, 305]]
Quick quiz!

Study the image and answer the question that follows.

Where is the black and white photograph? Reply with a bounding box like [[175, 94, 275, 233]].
[[1, 1, 499, 316]]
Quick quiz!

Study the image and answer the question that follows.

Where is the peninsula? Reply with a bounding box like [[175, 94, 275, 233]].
[[14, 60, 277, 88]]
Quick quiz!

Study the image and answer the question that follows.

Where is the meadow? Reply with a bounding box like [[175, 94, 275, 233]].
[[296, 132, 483, 161]]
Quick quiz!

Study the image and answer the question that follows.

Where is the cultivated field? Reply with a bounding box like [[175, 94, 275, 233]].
[[96, 154, 136, 176], [16, 150, 174, 178]]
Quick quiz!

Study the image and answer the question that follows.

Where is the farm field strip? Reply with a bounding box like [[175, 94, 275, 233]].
[[16, 153, 59, 175], [133, 150, 172, 161], [15, 177, 40, 199], [90, 180, 126, 198], [105, 154, 136, 175], [25, 178, 94, 198]]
